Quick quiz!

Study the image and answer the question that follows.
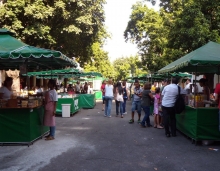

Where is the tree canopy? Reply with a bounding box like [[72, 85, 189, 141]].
[[113, 55, 147, 81], [0, 0, 107, 66], [124, 0, 220, 72]]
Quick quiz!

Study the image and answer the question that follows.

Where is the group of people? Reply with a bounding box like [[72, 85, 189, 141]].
[[99, 78, 185, 137], [101, 80, 130, 118], [129, 78, 182, 137], [65, 81, 89, 94]]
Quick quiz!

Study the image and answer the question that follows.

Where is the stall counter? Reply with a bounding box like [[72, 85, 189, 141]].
[[79, 94, 96, 109], [56, 96, 80, 115], [0, 105, 48, 145], [176, 105, 220, 142]]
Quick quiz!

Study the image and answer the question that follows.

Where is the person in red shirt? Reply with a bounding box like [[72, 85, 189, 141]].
[[214, 83, 220, 131], [101, 80, 106, 111], [214, 83, 220, 105]]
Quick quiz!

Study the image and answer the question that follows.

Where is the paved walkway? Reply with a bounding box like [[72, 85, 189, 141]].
[[0, 101, 220, 171]]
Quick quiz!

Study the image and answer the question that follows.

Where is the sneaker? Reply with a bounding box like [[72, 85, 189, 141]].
[[123, 112, 127, 115], [129, 119, 134, 123], [104, 115, 107, 117], [137, 119, 141, 124], [45, 136, 55, 141], [108, 116, 111, 118], [121, 115, 124, 118]]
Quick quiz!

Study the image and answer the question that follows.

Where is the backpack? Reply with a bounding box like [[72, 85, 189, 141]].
[[175, 86, 185, 114]]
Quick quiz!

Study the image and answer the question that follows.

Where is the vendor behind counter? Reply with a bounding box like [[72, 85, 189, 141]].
[[0, 77, 13, 100], [199, 78, 210, 100]]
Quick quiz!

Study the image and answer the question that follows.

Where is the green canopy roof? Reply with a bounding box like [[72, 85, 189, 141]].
[[36, 76, 58, 79], [26, 68, 80, 76], [0, 30, 77, 69], [26, 70, 103, 81], [158, 41, 220, 74]]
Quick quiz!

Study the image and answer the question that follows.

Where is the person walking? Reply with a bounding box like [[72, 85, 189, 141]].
[[104, 79, 114, 118], [115, 82, 124, 118], [153, 88, 163, 129], [44, 79, 58, 140], [140, 83, 154, 127], [101, 80, 106, 111], [122, 80, 129, 114], [161, 77, 184, 137], [129, 80, 143, 124]]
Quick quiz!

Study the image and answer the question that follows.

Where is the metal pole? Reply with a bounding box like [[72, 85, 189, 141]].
[[194, 66, 197, 107]]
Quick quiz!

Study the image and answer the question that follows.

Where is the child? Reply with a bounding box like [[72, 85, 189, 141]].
[[154, 88, 163, 129]]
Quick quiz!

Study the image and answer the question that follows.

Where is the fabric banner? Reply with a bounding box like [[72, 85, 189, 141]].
[[0, 106, 48, 143], [176, 106, 220, 141], [95, 91, 102, 100], [79, 94, 96, 109]]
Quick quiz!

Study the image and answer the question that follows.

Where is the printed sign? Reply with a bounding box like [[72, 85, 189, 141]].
[[74, 99, 79, 110]]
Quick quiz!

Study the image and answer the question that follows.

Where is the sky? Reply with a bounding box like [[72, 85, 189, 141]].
[[103, 0, 160, 62]]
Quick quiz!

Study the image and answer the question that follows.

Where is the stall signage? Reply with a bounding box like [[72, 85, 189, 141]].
[[74, 99, 79, 110]]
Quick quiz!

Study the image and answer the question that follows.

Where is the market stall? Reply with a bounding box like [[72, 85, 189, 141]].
[[0, 29, 76, 145], [0, 106, 48, 146], [56, 95, 80, 116], [158, 41, 220, 143]]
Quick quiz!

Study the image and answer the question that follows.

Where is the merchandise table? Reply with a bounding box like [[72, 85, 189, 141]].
[[0, 105, 49, 145], [176, 106, 220, 143], [56, 95, 80, 115]]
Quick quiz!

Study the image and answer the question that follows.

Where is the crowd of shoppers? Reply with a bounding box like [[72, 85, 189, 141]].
[[101, 77, 187, 138]]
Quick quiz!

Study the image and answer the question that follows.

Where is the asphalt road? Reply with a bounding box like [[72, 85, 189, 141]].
[[0, 100, 220, 171]]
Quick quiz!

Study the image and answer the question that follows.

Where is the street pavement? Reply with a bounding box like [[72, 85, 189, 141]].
[[0, 100, 220, 171]]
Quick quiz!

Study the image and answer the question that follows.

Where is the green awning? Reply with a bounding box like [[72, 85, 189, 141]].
[[0, 30, 77, 69], [26, 68, 80, 76], [158, 41, 220, 73], [36, 76, 58, 79]]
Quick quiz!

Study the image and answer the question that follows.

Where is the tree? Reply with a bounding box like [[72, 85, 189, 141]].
[[124, 2, 168, 72], [0, 0, 107, 66], [83, 42, 115, 79], [113, 55, 147, 81], [125, 0, 220, 72]]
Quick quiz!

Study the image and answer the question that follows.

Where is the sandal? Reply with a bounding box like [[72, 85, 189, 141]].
[[129, 119, 134, 123], [157, 125, 164, 129], [45, 136, 55, 141]]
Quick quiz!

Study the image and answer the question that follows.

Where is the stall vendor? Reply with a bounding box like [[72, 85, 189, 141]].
[[214, 83, 220, 131], [0, 77, 13, 100], [184, 78, 192, 94], [199, 78, 210, 100]]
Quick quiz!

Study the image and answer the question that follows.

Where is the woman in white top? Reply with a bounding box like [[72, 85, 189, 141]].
[[104, 79, 114, 117], [0, 77, 13, 100], [115, 82, 124, 118]]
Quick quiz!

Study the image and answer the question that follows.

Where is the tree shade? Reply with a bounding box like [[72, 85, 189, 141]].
[[0, 29, 77, 70]]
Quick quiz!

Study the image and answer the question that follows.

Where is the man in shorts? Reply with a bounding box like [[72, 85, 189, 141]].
[[129, 80, 143, 123]]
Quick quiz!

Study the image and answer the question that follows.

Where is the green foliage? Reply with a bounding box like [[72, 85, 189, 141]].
[[83, 42, 115, 79], [113, 55, 147, 81], [125, 0, 220, 72], [124, 2, 167, 72], [0, 0, 107, 66]]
